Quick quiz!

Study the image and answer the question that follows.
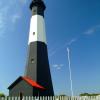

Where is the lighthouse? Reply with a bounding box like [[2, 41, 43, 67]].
[[25, 0, 54, 96], [8, 0, 54, 96]]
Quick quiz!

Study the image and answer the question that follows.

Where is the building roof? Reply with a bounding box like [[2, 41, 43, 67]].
[[22, 77, 45, 89], [8, 76, 45, 90]]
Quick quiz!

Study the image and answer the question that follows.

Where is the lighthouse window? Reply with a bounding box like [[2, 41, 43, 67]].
[[31, 58, 35, 63], [33, 32, 35, 35], [34, 10, 36, 12]]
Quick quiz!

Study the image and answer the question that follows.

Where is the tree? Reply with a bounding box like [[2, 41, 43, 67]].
[[80, 93, 100, 96], [80, 93, 90, 96], [0, 93, 5, 97]]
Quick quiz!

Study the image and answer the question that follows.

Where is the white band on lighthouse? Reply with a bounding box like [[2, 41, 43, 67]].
[[28, 15, 47, 44]]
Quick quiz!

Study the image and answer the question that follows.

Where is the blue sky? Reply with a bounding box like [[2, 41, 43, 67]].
[[0, 0, 100, 96]]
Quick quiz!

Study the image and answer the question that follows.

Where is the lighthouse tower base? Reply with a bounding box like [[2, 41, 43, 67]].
[[25, 41, 54, 96]]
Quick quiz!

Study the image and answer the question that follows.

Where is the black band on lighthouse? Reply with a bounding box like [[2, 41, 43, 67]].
[[25, 41, 54, 96], [30, 0, 46, 17]]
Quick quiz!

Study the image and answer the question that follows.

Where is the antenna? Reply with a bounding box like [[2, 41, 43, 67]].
[[67, 47, 74, 96]]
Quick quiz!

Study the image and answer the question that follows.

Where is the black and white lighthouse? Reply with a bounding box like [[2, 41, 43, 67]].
[[8, 0, 54, 96]]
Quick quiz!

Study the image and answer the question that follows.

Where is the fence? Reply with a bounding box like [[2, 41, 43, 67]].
[[1, 96, 100, 100]]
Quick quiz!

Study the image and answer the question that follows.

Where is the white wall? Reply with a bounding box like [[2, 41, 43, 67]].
[[28, 15, 47, 44]]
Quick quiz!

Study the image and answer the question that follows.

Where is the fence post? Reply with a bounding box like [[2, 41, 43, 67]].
[[47, 96, 49, 100], [1, 97, 4, 100], [45, 96, 47, 100], [7, 97, 11, 100], [2, 96, 100, 100], [4, 97, 6, 100]]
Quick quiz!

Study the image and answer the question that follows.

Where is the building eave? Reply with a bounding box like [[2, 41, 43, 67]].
[[8, 76, 45, 90]]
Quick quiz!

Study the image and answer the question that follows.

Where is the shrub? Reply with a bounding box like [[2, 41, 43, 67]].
[[0, 93, 5, 97]]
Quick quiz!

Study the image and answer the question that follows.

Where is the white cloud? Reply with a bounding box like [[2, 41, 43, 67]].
[[60, 64, 64, 67], [49, 24, 100, 58], [0, 6, 9, 37], [49, 38, 78, 57], [52, 64, 64, 70], [19, 0, 27, 5], [83, 25, 100, 35], [49, 51, 57, 57], [57, 67, 61, 70], [67, 38, 77, 46], [0, 14, 4, 29], [52, 64, 59, 68], [84, 28, 95, 35], [0, 1, 22, 38], [12, 14, 21, 24]]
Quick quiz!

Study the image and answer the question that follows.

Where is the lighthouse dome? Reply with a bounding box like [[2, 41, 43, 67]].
[[30, 0, 46, 10]]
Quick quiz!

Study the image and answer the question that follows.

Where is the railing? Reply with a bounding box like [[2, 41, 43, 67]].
[[1, 96, 100, 100]]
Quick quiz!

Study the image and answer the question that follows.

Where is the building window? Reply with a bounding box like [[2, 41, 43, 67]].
[[31, 58, 35, 63]]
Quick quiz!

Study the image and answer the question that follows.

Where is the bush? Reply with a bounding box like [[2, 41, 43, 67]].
[[80, 93, 100, 96], [0, 93, 5, 97]]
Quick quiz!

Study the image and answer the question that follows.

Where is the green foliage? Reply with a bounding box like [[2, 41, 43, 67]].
[[80, 93, 100, 96], [80, 93, 90, 96], [59, 94, 67, 96], [0, 93, 5, 97]]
